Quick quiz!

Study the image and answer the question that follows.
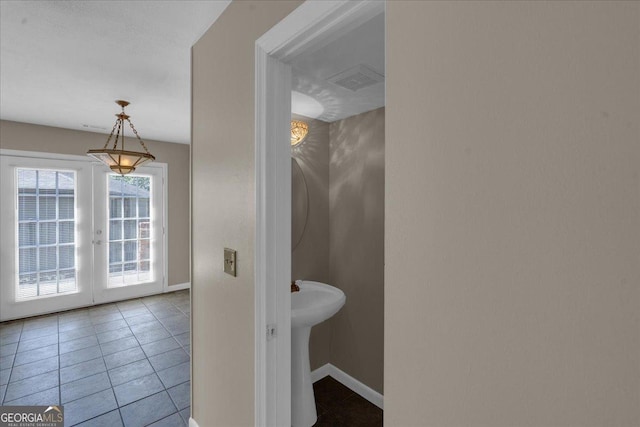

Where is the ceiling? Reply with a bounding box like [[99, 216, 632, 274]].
[[0, 1, 384, 145], [290, 11, 385, 123], [0, 0, 231, 144]]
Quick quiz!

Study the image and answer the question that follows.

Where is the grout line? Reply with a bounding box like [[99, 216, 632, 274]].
[[3, 319, 25, 404]]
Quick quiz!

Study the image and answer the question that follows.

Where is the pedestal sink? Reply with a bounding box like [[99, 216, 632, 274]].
[[291, 280, 346, 427]]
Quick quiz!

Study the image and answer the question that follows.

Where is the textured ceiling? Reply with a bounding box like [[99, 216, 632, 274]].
[[0, 0, 231, 144], [290, 11, 385, 123], [1, 1, 384, 144]]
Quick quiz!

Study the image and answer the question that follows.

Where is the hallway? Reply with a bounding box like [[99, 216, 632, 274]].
[[0, 290, 190, 426]]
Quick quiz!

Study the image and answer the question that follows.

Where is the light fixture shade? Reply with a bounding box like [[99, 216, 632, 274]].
[[291, 120, 309, 146], [86, 149, 155, 175], [87, 100, 155, 175]]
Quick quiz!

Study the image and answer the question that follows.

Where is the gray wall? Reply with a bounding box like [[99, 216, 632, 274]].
[[329, 107, 385, 394], [385, 1, 640, 425], [0, 119, 190, 287], [291, 108, 385, 394]]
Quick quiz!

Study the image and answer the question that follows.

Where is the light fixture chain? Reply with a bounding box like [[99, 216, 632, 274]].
[[102, 118, 120, 149], [112, 119, 123, 150], [126, 118, 151, 155]]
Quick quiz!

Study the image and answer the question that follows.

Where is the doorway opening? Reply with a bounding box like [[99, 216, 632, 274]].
[[255, 1, 385, 426]]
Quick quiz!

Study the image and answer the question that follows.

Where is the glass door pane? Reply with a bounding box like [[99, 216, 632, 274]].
[[16, 168, 78, 299], [107, 175, 153, 287], [0, 156, 93, 321], [93, 165, 164, 304]]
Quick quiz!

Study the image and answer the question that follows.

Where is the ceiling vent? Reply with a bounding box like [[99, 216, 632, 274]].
[[327, 64, 384, 92]]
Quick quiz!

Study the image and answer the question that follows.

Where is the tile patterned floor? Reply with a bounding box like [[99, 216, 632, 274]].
[[0, 290, 190, 426], [313, 376, 383, 426]]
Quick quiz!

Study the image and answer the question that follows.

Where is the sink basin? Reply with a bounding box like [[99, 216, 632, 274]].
[[291, 281, 346, 427], [291, 281, 346, 328]]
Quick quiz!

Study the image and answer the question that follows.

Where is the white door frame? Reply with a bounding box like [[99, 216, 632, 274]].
[[0, 149, 168, 321], [254, 1, 385, 426]]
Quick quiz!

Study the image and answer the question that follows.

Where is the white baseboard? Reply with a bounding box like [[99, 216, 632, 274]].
[[166, 282, 190, 292], [311, 363, 384, 410], [189, 418, 199, 427]]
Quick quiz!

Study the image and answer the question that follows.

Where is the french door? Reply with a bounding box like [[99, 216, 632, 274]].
[[0, 152, 165, 321]]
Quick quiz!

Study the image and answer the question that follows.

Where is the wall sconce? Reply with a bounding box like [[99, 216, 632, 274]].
[[291, 120, 309, 146]]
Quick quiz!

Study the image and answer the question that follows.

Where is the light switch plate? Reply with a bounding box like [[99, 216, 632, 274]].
[[224, 248, 237, 277]]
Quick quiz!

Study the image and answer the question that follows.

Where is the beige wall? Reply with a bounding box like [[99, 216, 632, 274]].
[[191, 1, 302, 425], [329, 107, 385, 394], [0, 119, 190, 287], [386, 1, 640, 426], [291, 114, 332, 371]]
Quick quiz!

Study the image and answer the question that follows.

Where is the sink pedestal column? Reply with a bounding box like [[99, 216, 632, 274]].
[[291, 325, 317, 427]]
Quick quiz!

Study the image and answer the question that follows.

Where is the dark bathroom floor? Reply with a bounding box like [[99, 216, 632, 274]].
[[313, 376, 383, 426]]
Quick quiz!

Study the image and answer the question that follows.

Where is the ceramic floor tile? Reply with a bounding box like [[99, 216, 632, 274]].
[[60, 345, 102, 368], [0, 343, 18, 357], [64, 388, 118, 426], [0, 332, 21, 346], [0, 368, 10, 385], [119, 391, 177, 427], [17, 333, 58, 352], [96, 326, 133, 344], [173, 332, 189, 347], [108, 359, 154, 387], [60, 357, 106, 384], [60, 334, 99, 354], [9, 355, 58, 383], [93, 319, 128, 334], [141, 337, 180, 358], [120, 306, 152, 319], [156, 361, 190, 389], [124, 312, 156, 326], [103, 346, 146, 370], [147, 412, 185, 427], [90, 312, 124, 325], [167, 381, 190, 411], [20, 326, 58, 341], [113, 372, 164, 407], [0, 323, 23, 337], [0, 353, 15, 369], [61, 371, 112, 404], [59, 318, 93, 332], [149, 306, 183, 319], [128, 320, 164, 335], [59, 325, 96, 343], [100, 336, 139, 356], [133, 327, 171, 345], [148, 348, 189, 372], [178, 407, 190, 424], [3, 385, 59, 406], [74, 409, 123, 427], [14, 343, 58, 366], [22, 317, 58, 332], [4, 370, 59, 402]]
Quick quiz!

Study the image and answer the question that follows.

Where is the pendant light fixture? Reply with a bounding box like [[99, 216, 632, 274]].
[[291, 120, 309, 146], [87, 100, 155, 175]]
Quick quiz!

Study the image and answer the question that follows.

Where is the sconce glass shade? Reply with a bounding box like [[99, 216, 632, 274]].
[[291, 120, 309, 146], [86, 100, 155, 175]]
